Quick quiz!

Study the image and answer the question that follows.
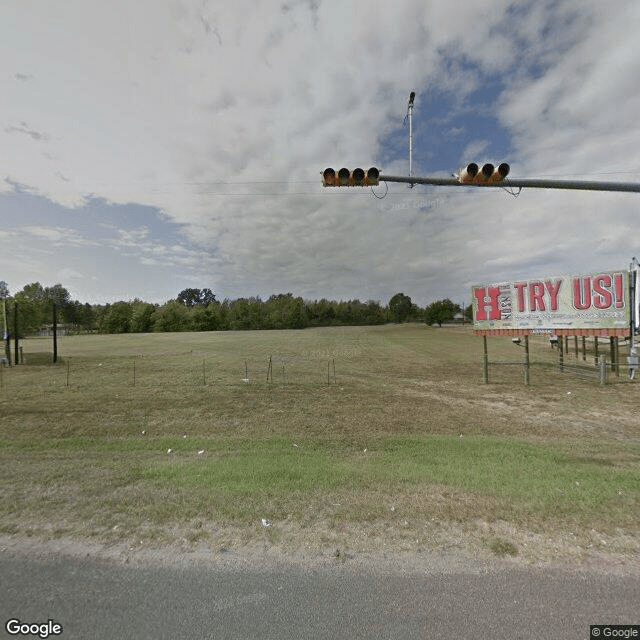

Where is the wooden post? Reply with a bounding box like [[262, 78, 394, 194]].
[[582, 336, 586, 361], [524, 335, 530, 386], [52, 303, 58, 364], [594, 337, 599, 365], [558, 335, 564, 372], [482, 336, 489, 384], [13, 302, 18, 365], [610, 337, 616, 374], [574, 336, 578, 358], [2, 298, 10, 366]]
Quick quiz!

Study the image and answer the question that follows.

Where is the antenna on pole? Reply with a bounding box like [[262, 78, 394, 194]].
[[404, 91, 416, 188]]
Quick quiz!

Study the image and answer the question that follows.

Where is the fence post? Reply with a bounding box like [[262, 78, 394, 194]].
[[599, 355, 608, 385]]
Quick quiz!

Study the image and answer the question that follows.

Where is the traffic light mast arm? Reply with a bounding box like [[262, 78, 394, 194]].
[[379, 174, 640, 193]]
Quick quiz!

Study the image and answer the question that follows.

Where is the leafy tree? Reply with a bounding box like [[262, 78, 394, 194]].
[[62, 300, 96, 333], [13, 283, 47, 331], [464, 304, 473, 323], [425, 299, 460, 327], [21, 282, 46, 302], [101, 301, 133, 333], [177, 288, 202, 307], [177, 288, 217, 307], [152, 300, 190, 332], [388, 293, 413, 323], [307, 299, 337, 326], [200, 288, 216, 306], [44, 284, 71, 308], [131, 301, 156, 333]]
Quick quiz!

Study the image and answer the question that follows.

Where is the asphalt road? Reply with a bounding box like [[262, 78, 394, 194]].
[[1, 540, 638, 640]]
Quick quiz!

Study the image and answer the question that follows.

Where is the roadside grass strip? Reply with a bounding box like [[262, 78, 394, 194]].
[[1, 435, 637, 534]]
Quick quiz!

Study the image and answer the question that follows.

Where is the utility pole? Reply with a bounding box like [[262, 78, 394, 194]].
[[404, 91, 415, 187], [0, 282, 9, 366]]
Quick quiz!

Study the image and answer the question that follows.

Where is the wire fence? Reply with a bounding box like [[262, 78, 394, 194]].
[[0, 349, 350, 392], [485, 335, 638, 386]]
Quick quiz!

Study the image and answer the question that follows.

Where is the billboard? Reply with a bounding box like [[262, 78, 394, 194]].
[[472, 270, 631, 336]]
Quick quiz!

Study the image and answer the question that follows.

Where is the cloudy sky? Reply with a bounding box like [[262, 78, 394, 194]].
[[1, 0, 639, 307]]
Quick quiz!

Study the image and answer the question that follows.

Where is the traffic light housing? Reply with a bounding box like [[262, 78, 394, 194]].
[[322, 167, 380, 187], [458, 162, 509, 184]]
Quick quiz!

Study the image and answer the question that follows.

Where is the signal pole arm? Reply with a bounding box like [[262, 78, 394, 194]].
[[379, 174, 640, 193]]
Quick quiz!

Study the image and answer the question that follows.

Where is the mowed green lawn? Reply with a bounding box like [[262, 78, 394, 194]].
[[1, 325, 638, 560]]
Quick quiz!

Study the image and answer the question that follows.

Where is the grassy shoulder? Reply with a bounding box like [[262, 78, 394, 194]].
[[1, 325, 639, 562]]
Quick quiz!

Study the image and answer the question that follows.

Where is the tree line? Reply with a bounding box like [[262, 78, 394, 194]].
[[1, 283, 471, 336]]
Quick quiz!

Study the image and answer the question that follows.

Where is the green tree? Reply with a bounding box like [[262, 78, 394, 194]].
[[44, 284, 71, 308], [464, 304, 473, 323], [388, 293, 413, 323], [177, 288, 217, 307], [152, 300, 190, 332], [101, 301, 133, 333], [425, 299, 460, 327], [62, 300, 96, 333], [131, 301, 156, 333], [14, 283, 47, 331]]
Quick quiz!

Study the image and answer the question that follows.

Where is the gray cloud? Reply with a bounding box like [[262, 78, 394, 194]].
[[1, 0, 639, 305]]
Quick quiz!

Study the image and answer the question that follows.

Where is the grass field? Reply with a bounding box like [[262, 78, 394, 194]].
[[1, 324, 638, 562]]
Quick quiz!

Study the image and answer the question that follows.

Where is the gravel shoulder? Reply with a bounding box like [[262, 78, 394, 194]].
[[3, 532, 640, 578]]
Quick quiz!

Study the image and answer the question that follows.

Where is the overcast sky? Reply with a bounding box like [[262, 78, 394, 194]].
[[1, 0, 639, 307]]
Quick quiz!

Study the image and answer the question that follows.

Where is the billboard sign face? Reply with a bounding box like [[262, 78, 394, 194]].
[[472, 270, 630, 335]]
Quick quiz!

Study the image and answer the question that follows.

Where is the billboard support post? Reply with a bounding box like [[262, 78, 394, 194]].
[[482, 336, 489, 384]]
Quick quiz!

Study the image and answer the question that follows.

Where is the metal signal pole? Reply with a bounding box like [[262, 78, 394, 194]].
[[377, 174, 640, 193], [404, 92, 415, 187]]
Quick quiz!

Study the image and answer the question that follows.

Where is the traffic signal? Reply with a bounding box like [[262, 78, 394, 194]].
[[322, 167, 380, 187], [457, 162, 509, 184]]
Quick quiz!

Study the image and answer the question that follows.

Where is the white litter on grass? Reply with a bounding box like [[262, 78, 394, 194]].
[[167, 448, 172, 454], [198, 450, 205, 455], [261, 519, 271, 527], [141, 430, 146, 435]]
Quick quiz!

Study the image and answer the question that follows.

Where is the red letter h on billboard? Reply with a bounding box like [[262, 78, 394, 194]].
[[473, 286, 502, 321]]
